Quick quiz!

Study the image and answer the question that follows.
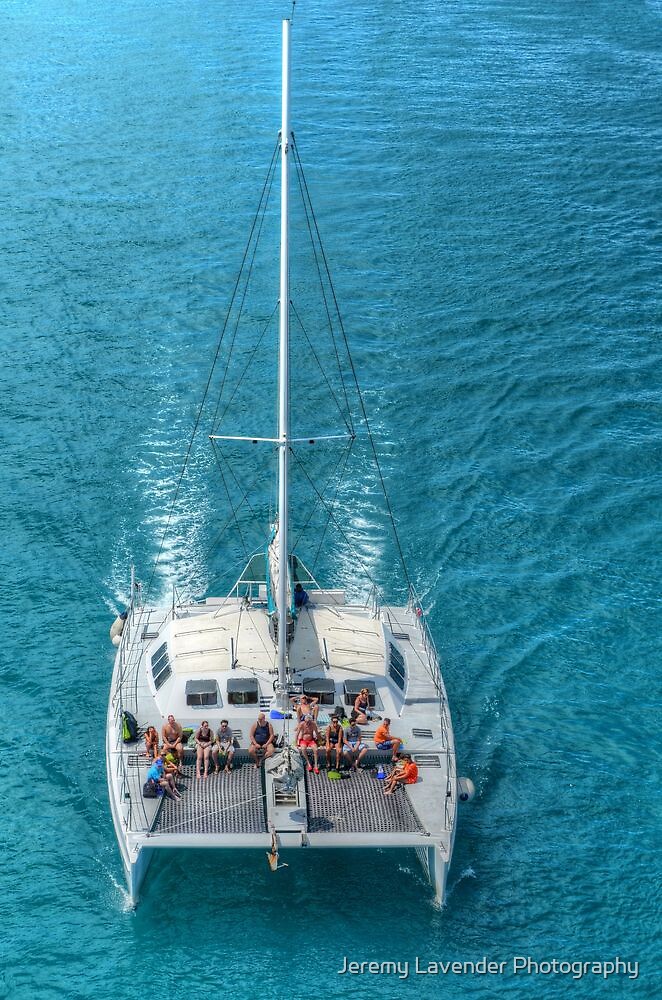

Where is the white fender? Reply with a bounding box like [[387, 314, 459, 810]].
[[110, 615, 126, 642], [458, 777, 476, 802]]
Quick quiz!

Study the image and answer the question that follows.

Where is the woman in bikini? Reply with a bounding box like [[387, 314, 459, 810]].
[[195, 720, 213, 779], [353, 687, 373, 724], [144, 725, 159, 760], [325, 717, 344, 770]]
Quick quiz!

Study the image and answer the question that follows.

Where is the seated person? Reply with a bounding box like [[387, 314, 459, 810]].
[[161, 714, 185, 765], [144, 725, 159, 760], [343, 721, 368, 770], [353, 686, 379, 724], [296, 715, 320, 773], [212, 720, 235, 774], [146, 757, 181, 800], [249, 713, 275, 768], [195, 720, 213, 779], [384, 754, 418, 795], [324, 717, 344, 770], [294, 583, 309, 608], [291, 693, 319, 722], [163, 751, 183, 789], [374, 718, 403, 761]]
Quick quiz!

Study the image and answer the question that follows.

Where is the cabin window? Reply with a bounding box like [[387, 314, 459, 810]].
[[388, 643, 406, 691], [302, 678, 335, 706], [185, 680, 219, 707], [227, 677, 259, 705], [151, 642, 172, 691]]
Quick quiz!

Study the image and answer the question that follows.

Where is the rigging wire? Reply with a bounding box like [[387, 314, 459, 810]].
[[291, 135, 414, 594], [289, 299, 353, 435], [198, 481, 260, 572], [290, 438, 355, 555], [211, 435, 271, 533], [211, 440, 250, 561], [291, 136, 355, 435], [214, 301, 279, 431], [307, 438, 356, 572], [212, 150, 280, 434], [289, 444, 380, 590], [145, 140, 280, 599]]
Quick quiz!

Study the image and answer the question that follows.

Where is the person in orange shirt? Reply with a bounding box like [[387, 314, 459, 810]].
[[384, 754, 418, 794], [374, 718, 403, 761]]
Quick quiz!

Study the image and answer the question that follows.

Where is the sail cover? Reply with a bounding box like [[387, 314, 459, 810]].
[[268, 524, 291, 616]]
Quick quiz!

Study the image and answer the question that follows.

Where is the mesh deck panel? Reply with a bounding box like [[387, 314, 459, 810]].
[[306, 768, 424, 834], [154, 764, 267, 834]]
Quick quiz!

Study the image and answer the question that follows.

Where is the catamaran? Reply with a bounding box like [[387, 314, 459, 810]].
[[106, 19, 472, 905]]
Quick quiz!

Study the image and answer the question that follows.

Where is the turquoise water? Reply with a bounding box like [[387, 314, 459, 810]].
[[1, 0, 660, 996]]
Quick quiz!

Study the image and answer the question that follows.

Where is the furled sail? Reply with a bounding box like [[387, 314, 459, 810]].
[[268, 523, 291, 617]]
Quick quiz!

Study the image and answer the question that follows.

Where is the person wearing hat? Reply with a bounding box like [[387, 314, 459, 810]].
[[146, 757, 181, 800]]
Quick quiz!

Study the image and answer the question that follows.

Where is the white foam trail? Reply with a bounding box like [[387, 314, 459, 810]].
[[446, 865, 477, 899]]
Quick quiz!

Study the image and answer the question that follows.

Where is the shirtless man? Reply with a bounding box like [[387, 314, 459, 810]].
[[161, 714, 185, 765], [290, 693, 319, 722], [296, 714, 320, 773]]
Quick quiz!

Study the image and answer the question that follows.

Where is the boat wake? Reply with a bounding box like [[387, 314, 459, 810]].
[[446, 865, 477, 900]]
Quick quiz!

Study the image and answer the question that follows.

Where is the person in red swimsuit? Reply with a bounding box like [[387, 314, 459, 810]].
[[296, 715, 320, 773]]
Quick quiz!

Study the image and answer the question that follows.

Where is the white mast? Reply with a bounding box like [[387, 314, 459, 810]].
[[276, 18, 291, 698]]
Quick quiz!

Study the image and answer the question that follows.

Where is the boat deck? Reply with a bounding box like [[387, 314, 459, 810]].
[[108, 595, 456, 902], [305, 767, 423, 834], [152, 761, 423, 836], [155, 763, 266, 835]]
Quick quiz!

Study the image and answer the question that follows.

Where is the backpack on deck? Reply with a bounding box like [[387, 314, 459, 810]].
[[122, 710, 139, 743], [142, 778, 160, 799]]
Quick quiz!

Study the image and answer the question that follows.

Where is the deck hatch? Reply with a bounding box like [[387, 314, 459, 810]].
[[227, 677, 259, 705], [303, 678, 336, 705], [185, 679, 220, 707], [343, 679, 377, 707]]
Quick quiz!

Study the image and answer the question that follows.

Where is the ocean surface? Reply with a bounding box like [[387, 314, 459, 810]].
[[1, 0, 660, 996]]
